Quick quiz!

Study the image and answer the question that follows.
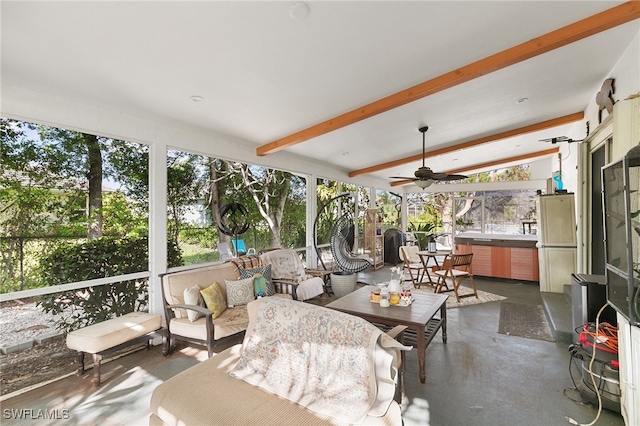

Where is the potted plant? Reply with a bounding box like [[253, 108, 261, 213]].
[[408, 221, 439, 251]]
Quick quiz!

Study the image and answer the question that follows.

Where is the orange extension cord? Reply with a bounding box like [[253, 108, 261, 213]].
[[578, 322, 619, 354], [565, 303, 614, 426]]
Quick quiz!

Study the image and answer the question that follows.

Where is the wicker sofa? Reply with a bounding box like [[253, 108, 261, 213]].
[[150, 297, 409, 425]]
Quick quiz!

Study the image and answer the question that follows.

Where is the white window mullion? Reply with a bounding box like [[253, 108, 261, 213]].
[[306, 174, 317, 267], [148, 141, 167, 322]]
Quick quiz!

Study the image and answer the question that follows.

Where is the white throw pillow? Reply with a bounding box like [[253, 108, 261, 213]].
[[225, 277, 256, 307], [183, 285, 204, 322]]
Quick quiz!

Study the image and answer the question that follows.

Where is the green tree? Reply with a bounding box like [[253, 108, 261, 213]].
[[376, 191, 401, 227], [166, 151, 207, 247], [231, 163, 303, 249], [205, 158, 229, 245], [1, 118, 150, 291], [2, 119, 150, 240], [36, 126, 106, 239], [166, 152, 309, 255], [102, 191, 147, 238], [104, 139, 149, 209]]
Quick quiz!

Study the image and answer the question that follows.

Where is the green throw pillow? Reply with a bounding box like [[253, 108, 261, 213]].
[[200, 282, 227, 319]]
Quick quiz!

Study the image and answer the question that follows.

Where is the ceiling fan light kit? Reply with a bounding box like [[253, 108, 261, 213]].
[[415, 179, 433, 189], [390, 126, 468, 187]]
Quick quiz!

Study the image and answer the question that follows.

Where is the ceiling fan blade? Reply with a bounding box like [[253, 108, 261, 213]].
[[429, 172, 449, 180], [432, 173, 468, 181], [390, 176, 418, 180]]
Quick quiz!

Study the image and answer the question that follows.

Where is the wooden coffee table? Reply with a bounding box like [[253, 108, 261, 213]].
[[326, 286, 448, 384]]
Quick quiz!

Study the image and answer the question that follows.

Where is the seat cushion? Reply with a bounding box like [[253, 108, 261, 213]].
[[434, 269, 470, 278], [66, 312, 161, 354], [170, 306, 249, 341]]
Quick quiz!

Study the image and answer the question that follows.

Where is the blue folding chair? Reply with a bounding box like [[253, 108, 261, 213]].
[[232, 239, 247, 255]]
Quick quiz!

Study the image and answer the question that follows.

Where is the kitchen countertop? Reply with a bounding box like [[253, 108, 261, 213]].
[[454, 233, 538, 248]]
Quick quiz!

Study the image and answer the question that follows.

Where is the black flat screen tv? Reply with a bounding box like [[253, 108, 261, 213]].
[[602, 144, 640, 326]]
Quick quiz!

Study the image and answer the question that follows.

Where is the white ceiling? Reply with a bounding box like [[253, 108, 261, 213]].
[[2, 1, 639, 188]]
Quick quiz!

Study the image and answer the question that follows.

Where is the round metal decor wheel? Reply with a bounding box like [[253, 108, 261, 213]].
[[218, 202, 250, 236]]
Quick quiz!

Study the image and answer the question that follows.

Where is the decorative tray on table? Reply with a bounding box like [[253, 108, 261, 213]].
[[394, 297, 415, 307], [370, 290, 414, 307]]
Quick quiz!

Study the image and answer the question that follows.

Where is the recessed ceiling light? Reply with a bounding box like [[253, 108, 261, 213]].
[[289, 2, 310, 20], [190, 96, 204, 103], [516, 97, 528, 104]]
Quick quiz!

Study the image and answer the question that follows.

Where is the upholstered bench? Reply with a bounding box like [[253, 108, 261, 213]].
[[66, 312, 163, 386], [150, 298, 409, 425]]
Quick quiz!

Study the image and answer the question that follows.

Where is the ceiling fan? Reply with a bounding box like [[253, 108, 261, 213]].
[[390, 126, 468, 188]]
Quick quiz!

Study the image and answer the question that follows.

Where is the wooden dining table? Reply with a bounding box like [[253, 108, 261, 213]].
[[416, 250, 451, 285]]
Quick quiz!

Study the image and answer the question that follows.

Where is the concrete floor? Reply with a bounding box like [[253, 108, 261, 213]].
[[0, 266, 626, 426], [351, 266, 625, 426]]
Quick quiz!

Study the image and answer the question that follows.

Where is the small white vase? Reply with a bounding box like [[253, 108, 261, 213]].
[[388, 279, 402, 294]]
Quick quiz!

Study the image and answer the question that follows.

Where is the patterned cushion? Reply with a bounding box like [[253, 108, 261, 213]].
[[240, 264, 276, 297], [200, 282, 227, 319], [183, 285, 204, 322], [225, 277, 256, 307]]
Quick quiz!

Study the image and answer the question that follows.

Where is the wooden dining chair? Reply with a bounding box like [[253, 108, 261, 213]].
[[399, 245, 427, 289], [433, 253, 478, 302]]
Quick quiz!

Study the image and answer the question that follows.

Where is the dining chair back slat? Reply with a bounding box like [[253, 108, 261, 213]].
[[433, 253, 478, 302]]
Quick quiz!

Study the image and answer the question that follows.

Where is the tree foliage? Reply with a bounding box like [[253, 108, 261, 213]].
[[231, 163, 300, 249], [1, 118, 151, 292], [37, 236, 181, 332], [167, 151, 207, 247], [167, 151, 308, 254], [1, 118, 149, 240], [376, 191, 401, 228]]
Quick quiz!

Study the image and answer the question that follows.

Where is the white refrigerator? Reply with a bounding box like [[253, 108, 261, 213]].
[[536, 193, 577, 293]]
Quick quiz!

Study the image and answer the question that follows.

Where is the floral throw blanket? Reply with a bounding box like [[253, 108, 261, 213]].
[[230, 297, 402, 424]]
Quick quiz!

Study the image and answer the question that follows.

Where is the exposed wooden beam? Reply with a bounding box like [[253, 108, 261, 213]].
[[390, 147, 560, 187], [256, 2, 639, 156], [350, 112, 582, 177], [447, 147, 561, 175]]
